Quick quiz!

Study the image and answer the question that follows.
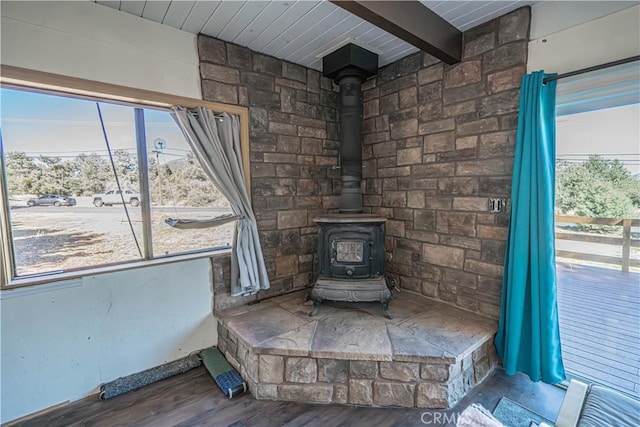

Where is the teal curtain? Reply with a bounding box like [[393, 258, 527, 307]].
[[494, 71, 566, 384]]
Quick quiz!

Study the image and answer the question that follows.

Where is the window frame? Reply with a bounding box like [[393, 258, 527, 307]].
[[0, 65, 250, 289]]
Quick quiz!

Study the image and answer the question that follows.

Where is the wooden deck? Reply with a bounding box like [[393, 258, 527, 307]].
[[556, 261, 640, 396]]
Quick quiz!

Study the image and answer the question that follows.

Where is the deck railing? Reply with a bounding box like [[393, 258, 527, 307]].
[[555, 215, 640, 272]]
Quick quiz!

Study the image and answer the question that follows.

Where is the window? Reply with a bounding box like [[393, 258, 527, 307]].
[[0, 86, 236, 285], [144, 109, 234, 256], [553, 61, 640, 396]]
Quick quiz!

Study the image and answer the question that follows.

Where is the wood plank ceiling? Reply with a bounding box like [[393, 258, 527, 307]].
[[94, 1, 536, 70]]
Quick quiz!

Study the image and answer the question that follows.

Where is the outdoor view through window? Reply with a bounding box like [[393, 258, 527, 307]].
[[554, 75, 640, 397], [0, 88, 233, 278]]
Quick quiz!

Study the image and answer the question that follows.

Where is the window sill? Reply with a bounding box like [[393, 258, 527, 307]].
[[2, 248, 232, 290]]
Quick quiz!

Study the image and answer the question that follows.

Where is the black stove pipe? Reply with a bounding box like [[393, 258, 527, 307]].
[[337, 72, 365, 214], [322, 44, 378, 214]]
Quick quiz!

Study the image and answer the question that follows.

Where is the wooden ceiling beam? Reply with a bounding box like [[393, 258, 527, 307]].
[[331, 0, 462, 64]]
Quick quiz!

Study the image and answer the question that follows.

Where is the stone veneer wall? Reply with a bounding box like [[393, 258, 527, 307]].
[[197, 36, 340, 310], [203, 7, 530, 317], [359, 8, 531, 320], [218, 323, 497, 408]]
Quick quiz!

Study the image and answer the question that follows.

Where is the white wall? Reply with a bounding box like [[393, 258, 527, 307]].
[[0, 2, 215, 423], [528, 3, 640, 73], [0, 1, 202, 99], [1, 259, 218, 423]]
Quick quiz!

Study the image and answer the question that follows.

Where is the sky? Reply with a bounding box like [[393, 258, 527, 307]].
[[0, 87, 191, 163], [556, 103, 640, 174], [1, 87, 639, 173]]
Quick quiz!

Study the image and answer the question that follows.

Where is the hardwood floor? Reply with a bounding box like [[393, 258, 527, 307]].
[[19, 367, 565, 427]]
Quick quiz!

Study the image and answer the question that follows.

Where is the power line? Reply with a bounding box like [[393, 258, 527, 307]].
[[557, 158, 640, 161], [556, 159, 640, 164], [21, 148, 136, 155], [557, 153, 640, 157], [17, 146, 190, 156], [10, 152, 188, 160]]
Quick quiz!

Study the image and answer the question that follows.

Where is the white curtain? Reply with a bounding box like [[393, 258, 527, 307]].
[[171, 106, 270, 295]]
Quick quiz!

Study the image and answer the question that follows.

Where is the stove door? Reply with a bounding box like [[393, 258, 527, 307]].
[[327, 229, 374, 279]]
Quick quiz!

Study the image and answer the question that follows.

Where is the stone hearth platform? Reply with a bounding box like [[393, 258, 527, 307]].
[[216, 291, 498, 408]]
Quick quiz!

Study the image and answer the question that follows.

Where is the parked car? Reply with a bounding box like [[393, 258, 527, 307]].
[[27, 194, 77, 207], [93, 189, 140, 207]]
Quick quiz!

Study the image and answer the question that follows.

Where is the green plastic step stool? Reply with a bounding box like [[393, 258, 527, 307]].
[[200, 347, 247, 398]]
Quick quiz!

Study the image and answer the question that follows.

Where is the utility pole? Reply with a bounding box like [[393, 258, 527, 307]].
[[152, 138, 166, 207], [153, 150, 163, 206]]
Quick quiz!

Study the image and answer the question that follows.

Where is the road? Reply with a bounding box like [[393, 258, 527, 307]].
[[11, 205, 232, 216]]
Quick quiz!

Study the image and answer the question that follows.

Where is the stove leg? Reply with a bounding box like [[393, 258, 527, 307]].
[[382, 302, 393, 319], [381, 295, 393, 319], [309, 299, 322, 317]]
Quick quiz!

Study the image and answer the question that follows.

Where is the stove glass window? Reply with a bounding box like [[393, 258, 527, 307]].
[[336, 241, 364, 263]]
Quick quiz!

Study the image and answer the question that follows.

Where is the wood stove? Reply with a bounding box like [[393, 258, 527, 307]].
[[310, 214, 391, 318], [309, 44, 392, 318]]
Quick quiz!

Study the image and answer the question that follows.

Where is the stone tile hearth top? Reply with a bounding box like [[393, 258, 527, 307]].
[[217, 290, 497, 363]]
